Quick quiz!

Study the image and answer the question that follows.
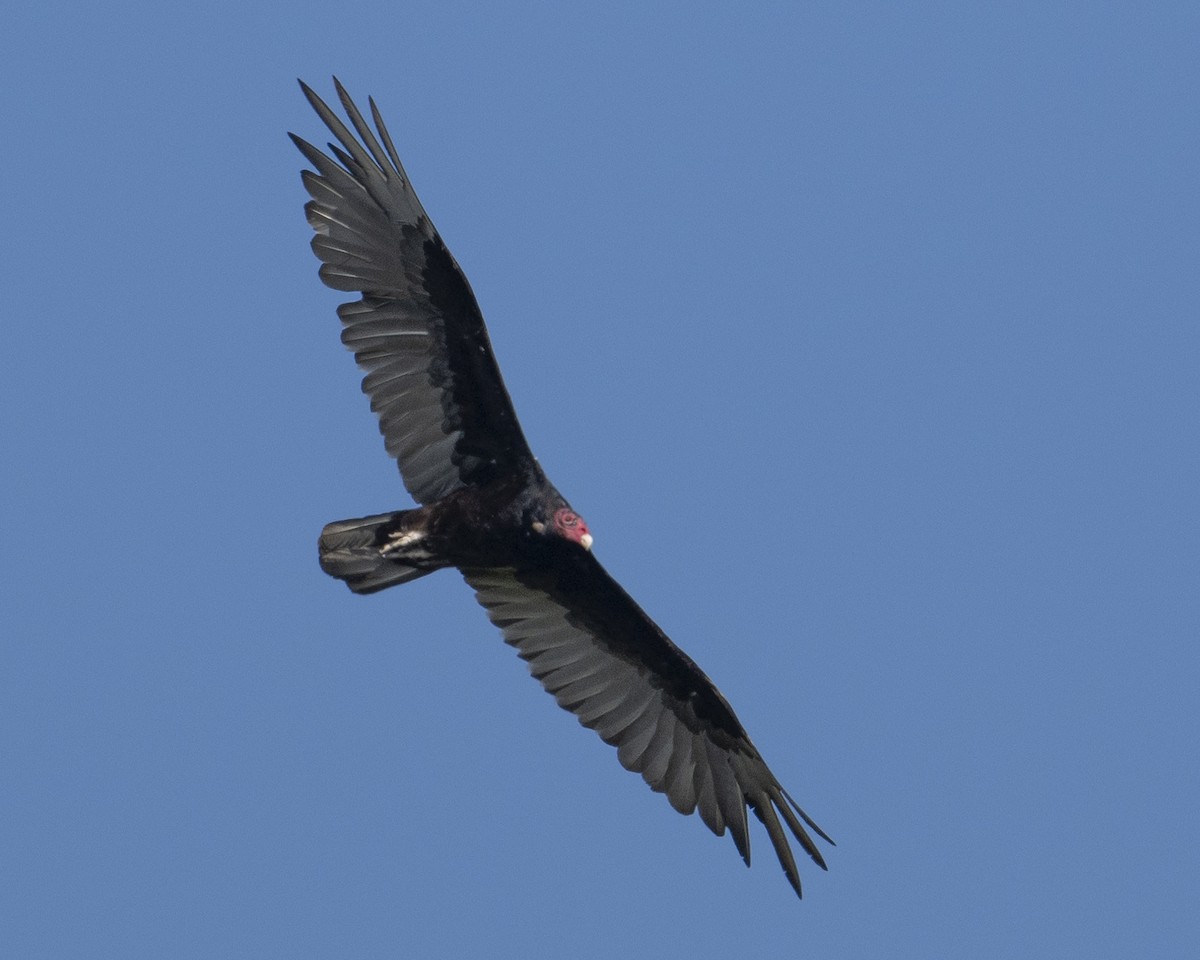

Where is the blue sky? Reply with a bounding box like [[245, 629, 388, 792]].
[[3, 2, 1198, 957]]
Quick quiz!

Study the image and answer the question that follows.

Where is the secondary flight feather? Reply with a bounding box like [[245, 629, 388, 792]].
[[291, 78, 832, 897]]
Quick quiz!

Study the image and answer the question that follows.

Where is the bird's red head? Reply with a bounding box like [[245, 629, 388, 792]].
[[553, 507, 593, 551]]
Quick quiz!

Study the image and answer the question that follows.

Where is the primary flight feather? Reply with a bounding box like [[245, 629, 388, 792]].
[[292, 78, 832, 897]]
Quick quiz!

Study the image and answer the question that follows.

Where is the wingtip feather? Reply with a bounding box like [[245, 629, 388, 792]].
[[753, 796, 804, 898]]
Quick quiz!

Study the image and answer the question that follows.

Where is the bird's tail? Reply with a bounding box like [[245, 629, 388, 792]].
[[318, 510, 442, 595]]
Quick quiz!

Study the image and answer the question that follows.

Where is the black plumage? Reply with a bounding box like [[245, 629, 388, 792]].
[[292, 79, 832, 897]]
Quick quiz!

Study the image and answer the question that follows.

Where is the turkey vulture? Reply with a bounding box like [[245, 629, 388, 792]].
[[291, 79, 833, 898]]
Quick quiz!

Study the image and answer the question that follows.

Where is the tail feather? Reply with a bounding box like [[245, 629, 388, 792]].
[[318, 511, 437, 594]]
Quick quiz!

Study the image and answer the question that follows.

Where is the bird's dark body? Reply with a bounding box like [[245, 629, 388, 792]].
[[323, 472, 567, 577], [293, 79, 832, 899]]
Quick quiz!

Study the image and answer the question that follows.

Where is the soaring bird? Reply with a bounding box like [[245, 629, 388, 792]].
[[291, 79, 832, 898]]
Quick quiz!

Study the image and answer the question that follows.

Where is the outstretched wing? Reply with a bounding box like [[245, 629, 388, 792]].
[[292, 80, 536, 504], [462, 557, 833, 898]]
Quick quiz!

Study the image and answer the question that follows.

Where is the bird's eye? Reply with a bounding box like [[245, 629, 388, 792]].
[[561, 513, 577, 527]]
